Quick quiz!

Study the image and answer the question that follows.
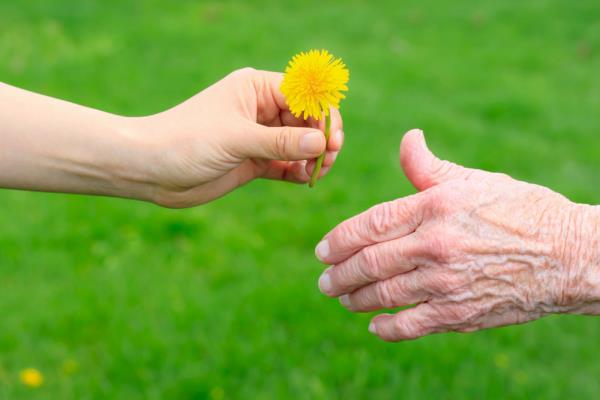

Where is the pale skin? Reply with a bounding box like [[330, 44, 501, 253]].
[[316, 129, 600, 342], [0, 68, 344, 207]]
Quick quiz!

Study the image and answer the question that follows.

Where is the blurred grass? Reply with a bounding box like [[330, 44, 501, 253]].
[[1, 0, 599, 398]]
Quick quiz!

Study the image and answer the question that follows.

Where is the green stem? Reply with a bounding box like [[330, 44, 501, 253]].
[[309, 114, 331, 188]]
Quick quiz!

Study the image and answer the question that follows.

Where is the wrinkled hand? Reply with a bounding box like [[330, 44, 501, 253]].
[[130, 68, 343, 208], [316, 129, 600, 341]]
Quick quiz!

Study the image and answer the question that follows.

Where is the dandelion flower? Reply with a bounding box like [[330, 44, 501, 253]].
[[20, 368, 44, 388], [280, 49, 349, 120], [280, 49, 349, 187]]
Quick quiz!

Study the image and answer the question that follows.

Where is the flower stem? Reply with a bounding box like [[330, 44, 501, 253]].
[[309, 114, 331, 188]]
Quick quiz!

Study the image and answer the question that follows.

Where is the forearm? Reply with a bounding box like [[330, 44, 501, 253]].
[[0, 83, 152, 200], [565, 204, 600, 314]]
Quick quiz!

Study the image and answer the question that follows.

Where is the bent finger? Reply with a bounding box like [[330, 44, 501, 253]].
[[369, 303, 443, 342], [316, 193, 427, 265], [339, 268, 431, 312], [319, 234, 424, 297]]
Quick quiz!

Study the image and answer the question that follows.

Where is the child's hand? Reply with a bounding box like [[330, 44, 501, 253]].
[[131, 68, 344, 207]]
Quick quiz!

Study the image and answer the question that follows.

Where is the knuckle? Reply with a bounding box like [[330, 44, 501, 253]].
[[274, 127, 294, 158], [429, 271, 463, 296], [335, 262, 365, 292], [394, 317, 425, 340], [390, 197, 412, 221], [426, 234, 452, 262], [331, 222, 361, 252], [360, 247, 383, 279], [376, 280, 397, 309], [442, 304, 471, 325], [430, 159, 456, 180], [230, 67, 257, 78], [430, 192, 459, 215], [365, 202, 395, 238], [332, 224, 354, 248]]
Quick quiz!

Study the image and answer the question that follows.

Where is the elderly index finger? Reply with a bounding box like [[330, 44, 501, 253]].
[[316, 192, 426, 265]]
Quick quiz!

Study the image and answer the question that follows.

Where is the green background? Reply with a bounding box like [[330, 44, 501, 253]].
[[1, 0, 599, 398]]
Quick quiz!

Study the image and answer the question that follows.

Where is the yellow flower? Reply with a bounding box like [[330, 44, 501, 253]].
[[19, 368, 44, 388], [280, 49, 349, 120]]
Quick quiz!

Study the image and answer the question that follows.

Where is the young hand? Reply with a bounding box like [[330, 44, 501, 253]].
[[130, 68, 344, 207], [0, 68, 344, 207]]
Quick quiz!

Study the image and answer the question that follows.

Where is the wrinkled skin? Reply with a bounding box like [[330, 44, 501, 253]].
[[316, 129, 600, 341]]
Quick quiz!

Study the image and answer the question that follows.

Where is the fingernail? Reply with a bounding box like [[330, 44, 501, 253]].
[[332, 129, 343, 146], [339, 294, 352, 308], [414, 129, 427, 149], [319, 166, 331, 177], [301, 131, 325, 154], [318, 269, 332, 294], [368, 322, 377, 334], [331, 152, 339, 163], [315, 240, 330, 260]]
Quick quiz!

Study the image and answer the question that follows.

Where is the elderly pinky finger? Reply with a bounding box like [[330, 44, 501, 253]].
[[369, 304, 442, 341]]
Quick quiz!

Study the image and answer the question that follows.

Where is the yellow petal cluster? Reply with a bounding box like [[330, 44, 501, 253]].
[[20, 368, 44, 387], [280, 49, 349, 120]]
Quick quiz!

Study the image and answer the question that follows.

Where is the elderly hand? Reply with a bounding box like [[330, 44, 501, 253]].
[[316, 129, 600, 341], [130, 68, 343, 207]]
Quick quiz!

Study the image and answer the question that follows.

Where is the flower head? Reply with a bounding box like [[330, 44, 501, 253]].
[[20, 368, 44, 388], [280, 49, 349, 120]]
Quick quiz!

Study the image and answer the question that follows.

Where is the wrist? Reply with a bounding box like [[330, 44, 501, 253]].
[[116, 113, 202, 208], [101, 115, 161, 203], [558, 203, 600, 314]]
